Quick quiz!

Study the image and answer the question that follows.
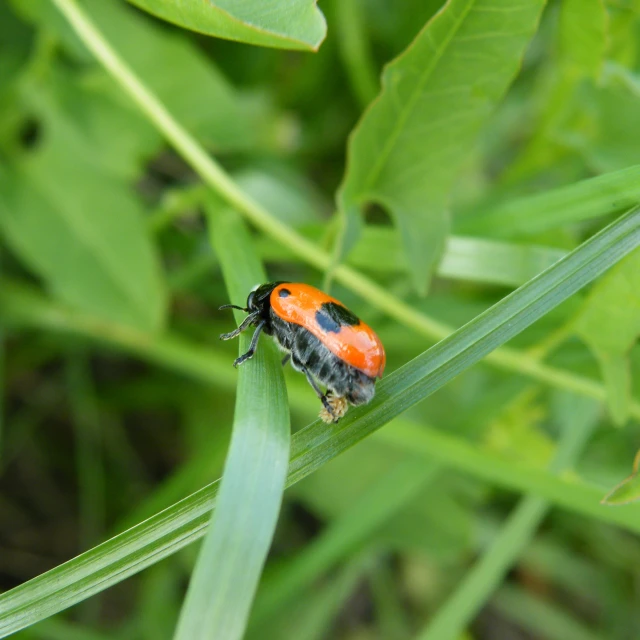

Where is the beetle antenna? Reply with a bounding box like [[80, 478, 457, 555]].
[[219, 304, 247, 312]]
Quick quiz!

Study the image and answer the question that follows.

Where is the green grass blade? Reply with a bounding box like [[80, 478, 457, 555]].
[[0, 203, 638, 637], [457, 164, 640, 236], [372, 421, 640, 529], [288, 206, 640, 487], [417, 396, 599, 640], [173, 207, 290, 640], [493, 585, 604, 640], [250, 459, 438, 624], [2, 282, 637, 526], [424, 497, 550, 639]]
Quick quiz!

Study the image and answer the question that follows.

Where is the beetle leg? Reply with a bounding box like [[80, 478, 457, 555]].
[[220, 312, 259, 341], [281, 353, 291, 367], [233, 321, 265, 367], [292, 357, 335, 418]]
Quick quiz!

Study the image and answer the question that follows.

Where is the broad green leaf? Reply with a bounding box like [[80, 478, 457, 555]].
[[127, 0, 326, 51], [19, 70, 158, 182], [173, 206, 289, 640], [575, 248, 640, 423], [1, 205, 639, 637], [0, 139, 166, 332], [21, 0, 273, 153], [560, 0, 607, 79], [336, 0, 546, 293], [607, 1, 640, 67]]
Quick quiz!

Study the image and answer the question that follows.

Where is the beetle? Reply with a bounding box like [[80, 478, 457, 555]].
[[220, 282, 385, 422]]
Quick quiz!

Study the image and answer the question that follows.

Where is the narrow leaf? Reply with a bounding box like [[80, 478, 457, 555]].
[[259, 227, 568, 287], [251, 459, 438, 623], [457, 165, 640, 237], [337, 0, 546, 292], [173, 206, 289, 640], [127, 0, 326, 51], [417, 396, 599, 640], [494, 585, 603, 640]]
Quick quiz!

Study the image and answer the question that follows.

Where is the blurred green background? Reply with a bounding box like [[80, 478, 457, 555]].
[[2, 0, 640, 638]]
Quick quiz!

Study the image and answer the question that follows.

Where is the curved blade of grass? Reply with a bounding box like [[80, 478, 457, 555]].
[[417, 396, 599, 640], [127, 0, 326, 51], [2, 281, 636, 526], [50, 0, 640, 418], [1, 204, 639, 637], [173, 207, 289, 640]]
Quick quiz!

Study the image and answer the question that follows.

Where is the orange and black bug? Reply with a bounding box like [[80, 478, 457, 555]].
[[220, 282, 385, 422]]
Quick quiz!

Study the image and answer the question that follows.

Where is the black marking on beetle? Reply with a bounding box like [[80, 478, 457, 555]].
[[267, 314, 376, 406], [278, 288, 291, 298], [315, 309, 341, 333], [320, 302, 360, 329]]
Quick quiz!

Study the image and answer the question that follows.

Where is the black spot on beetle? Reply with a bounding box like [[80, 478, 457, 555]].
[[315, 309, 341, 333], [322, 302, 360, 326], [278, 288, 291, 297], [315, 302, 360, 333]]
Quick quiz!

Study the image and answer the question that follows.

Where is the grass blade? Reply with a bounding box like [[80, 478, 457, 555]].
[[0, 204, 638, 637], [457, 164, 640, 236], [250, 459, 438, 624], [417, 396, 599, 640], [493, 585, 604, 640], [173, 207, 290, 640]]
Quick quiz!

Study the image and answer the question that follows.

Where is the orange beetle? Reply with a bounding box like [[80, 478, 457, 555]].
[[220, 282, 385, 422]]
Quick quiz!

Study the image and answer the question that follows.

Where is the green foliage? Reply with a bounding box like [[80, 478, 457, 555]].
[[2, 1, 640, 639], [576, 248, 640, 423], [174, 207, 289, 640], [127, 0, 326, 51], [337, 0, 546, 292]]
